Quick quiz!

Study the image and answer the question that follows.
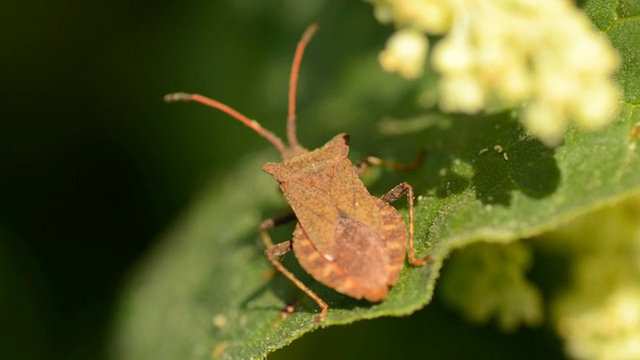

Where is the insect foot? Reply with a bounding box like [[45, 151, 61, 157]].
[[165, 24, 429, 322]]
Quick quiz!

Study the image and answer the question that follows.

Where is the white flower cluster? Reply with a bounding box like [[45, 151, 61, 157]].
[[438, 242, 543, 332], [557, 287, 640, 360], [546, 196, 640, 360], [371, 0, 621, 146]]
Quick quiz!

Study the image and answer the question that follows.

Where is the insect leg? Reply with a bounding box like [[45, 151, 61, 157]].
[[355, 148, 426, 174], [264, 240, 329, 322], [259, 212, 297, 248], [381, 182, 430, 266], [260, 214, 329, 321]]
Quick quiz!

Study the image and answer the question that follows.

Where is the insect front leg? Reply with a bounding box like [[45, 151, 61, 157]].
[[260, 216, 329, 322], [355, 148, 426, 174], [381, 182, 430, 266]]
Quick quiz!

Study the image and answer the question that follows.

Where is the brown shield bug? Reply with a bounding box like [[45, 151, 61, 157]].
[[165, 24, 429, 321]]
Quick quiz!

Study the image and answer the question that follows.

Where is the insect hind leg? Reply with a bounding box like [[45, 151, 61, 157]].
[[259, 212, 297, 248], [381, 182, 430, 266], [260, 214, 329, 322], [264, 240, 329, 322]]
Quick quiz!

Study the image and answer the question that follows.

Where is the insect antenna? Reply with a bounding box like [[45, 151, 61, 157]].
[[286, 24, 319, 150], [164, 24, 319, 159], [163, 92, 287, 156]]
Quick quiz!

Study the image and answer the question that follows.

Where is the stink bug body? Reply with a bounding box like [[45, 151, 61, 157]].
[[165, 24, 429, 321]]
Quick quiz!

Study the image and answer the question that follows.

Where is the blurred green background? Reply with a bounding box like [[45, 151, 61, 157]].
[[1, 1, 568, 359]]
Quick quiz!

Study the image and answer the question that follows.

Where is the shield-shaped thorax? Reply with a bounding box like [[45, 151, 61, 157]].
[[262, 134, 384, 254]]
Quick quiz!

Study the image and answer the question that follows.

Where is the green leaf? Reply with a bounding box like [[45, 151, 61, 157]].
[[109, 2, 640, 360]]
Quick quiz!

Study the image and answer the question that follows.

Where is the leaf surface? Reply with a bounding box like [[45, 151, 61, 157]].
[[110, 2, 640, 359]]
